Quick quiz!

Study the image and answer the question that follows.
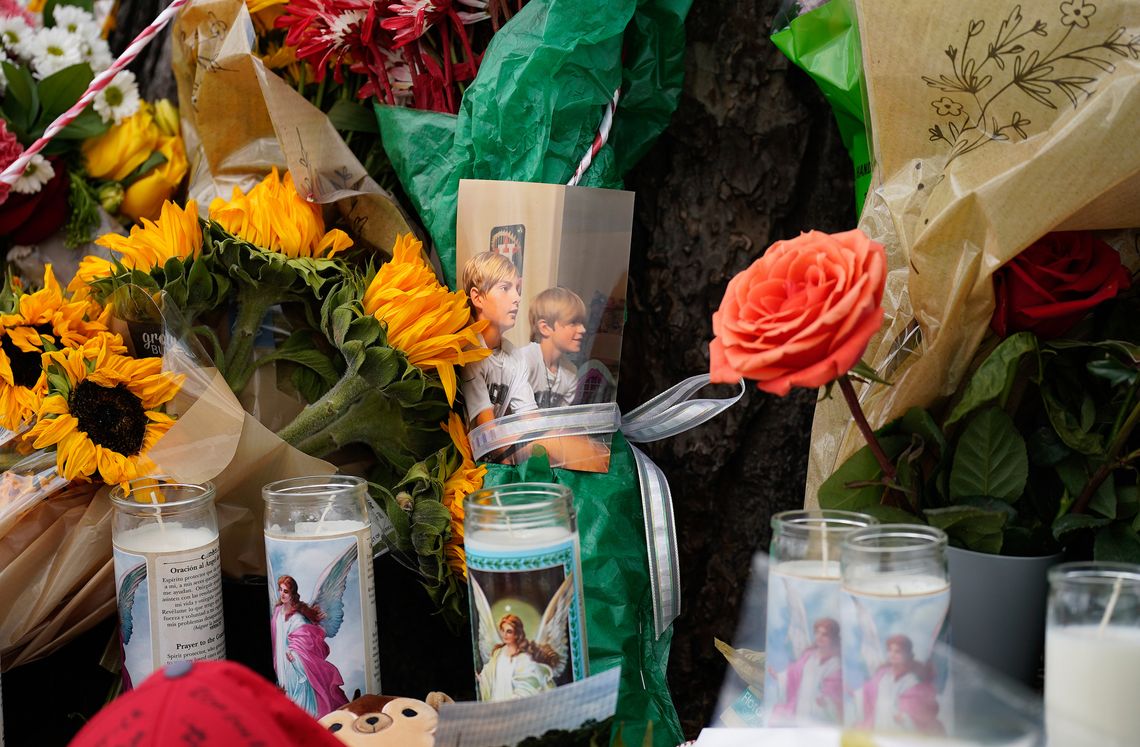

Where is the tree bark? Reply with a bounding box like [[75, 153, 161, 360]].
[[619, 0, 854, 734]]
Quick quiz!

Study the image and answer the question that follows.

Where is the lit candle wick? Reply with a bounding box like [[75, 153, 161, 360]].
[[1099, 576, 1124, 635]]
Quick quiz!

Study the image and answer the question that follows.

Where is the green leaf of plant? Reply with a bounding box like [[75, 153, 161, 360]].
[[818, 435, 911, 510], [1041, 385, 1104, 455], [120, 150, 168, 188], [1026, 426, 1071, 466], [1086, 357, 1139, 387], [1093, 523, 1140, 564], [1053, 513, 1111, 542], [35, 63, 92, 128], [3, 61, 38, 132], [926, 505, 1006, 554], [859, 504, 921, 524], [54, 107, 110, 140], [849, 360, 891, 386], [946, 332, 1037, 426], [327, 99, 381, 133], [900, 407, 946, 454], [950, 408, 1028, 502]]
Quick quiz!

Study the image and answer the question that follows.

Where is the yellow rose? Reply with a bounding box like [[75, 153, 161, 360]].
[[82, 109, 160, 182], [152, 99, 180, 137], [120, 135, 189, 222]]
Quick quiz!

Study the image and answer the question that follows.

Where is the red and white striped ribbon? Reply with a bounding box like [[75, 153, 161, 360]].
[[0, 0, 191, 195], [566, 86, 620, 187]]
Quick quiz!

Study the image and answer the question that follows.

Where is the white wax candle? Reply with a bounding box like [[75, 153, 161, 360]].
[[1046, 625, 1140, 746], [845, 574, 949, 597], [466, 526, 572, 552], [773, 559, 841, 580], [273, 519, 369, 537], [114, 522, 217, 552]]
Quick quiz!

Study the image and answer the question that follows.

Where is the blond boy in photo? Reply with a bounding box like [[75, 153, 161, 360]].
[[460, 252, 539, 426], [522, 287, 587, 409]]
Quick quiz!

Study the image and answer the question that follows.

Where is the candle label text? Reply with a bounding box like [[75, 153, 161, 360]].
[[264, 528, 381, 719], [764, 568, 844, 726], [840, 585, 952, 735], [466, 538, 587, 702], [112, 540, 226, 689]]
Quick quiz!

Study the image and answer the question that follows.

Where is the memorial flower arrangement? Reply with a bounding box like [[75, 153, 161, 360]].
[[0, 0, 188, 248], [0, 265, 185, 485], [739, 228, 1140, 560], [74, 168, 491, 621]]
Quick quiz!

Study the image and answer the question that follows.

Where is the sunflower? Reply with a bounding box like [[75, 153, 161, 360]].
[[363, 233, 490, 403], [440, 411, 486, 580], [71, 199, 204, 292], [26, 334, 184, 484], [0, 266, 110, 431], [208, 168, 352, 259]]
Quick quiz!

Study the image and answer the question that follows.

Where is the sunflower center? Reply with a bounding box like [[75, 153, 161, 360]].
[[1, 324, 52, 388], [69, 381, 147, 456]]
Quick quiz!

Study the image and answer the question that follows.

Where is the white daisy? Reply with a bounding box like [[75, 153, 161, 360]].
[[52, 5, 99, 40], [0, 48, 8, 94], [92, 69, 140, 124], [27, 27, 84, 78], [81, 37, 112, 72], [12, 154, 53, 195], [0, 16, 33, 59]]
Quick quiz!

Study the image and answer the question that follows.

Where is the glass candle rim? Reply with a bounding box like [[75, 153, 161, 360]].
[[466, 482, 573, 512], [110, 477, 216, 513], [771, 509, 877, 534], [843, 523, 948, 555], [1049, 561, 1140, 588], [263, 474, 367, 505]]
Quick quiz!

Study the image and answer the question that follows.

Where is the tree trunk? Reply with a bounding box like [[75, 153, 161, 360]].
[[619, 0, 854, 734]]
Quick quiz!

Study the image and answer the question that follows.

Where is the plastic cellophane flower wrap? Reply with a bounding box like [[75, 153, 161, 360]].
[[806, 0, 1140, 499], [171, 0, 413, 256], [0, 286, 331, 667]]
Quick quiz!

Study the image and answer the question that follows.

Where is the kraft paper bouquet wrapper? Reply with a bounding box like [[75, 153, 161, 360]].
[[806, 0, 1140, 502], [0, 291, 332, 667], [171, 0, 413, 254]]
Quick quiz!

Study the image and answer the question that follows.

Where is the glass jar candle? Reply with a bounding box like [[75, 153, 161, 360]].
[[763, 509, 875, 727], [1046, 562, 1140, 747], [840, 524, 951, 734], [263, 475, 380, 718], [111, 478, 225, 689], [464, 483, 588, 702]]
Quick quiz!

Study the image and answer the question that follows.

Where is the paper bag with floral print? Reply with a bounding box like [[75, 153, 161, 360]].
[[806, 0, 1140, 502]]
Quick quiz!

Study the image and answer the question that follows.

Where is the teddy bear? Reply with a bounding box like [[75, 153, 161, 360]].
[[317, 692, 453, 747]]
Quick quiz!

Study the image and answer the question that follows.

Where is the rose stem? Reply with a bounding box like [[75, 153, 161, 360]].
[[1073, 395, 1140, 514], [838, 375, 900, 502]]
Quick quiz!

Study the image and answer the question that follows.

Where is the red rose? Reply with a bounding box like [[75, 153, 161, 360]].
[[991, 232, 1131, 340], [0, 157, 70, 245], [710, 229, 887, 396]]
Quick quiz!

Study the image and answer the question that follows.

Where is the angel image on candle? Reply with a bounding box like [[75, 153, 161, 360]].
[[116, 562, 148, 691], [472, 572, 576, 701], [271, 544, 358, 718], [765, 576, 843, 725], [847, 596, 947, 735]]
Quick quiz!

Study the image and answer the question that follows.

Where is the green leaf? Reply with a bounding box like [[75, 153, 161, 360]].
[[900, 407, 946, 454], [1050, 339, 1140, 365], [54, 107, 110, 140], [1093, 523, 1140, 564], [65, 170, 100, 247], [1042, 385, 1104, 455], [849, 360, 891, 386], [950, 408, 1028, 502], [327, 99, 381, 134], [1086, 357, 1139, 387], [1053, 513, 1111, 543], [1027, 426, 1071, 466], [926, 505, 1007, 554], [35, 63, 93, 128], [120, 150, 167, 187], [946, 332, 1037, 426], [818, 435, 910, 510], [3, 61, 38, 133], [859, 504, 921, 524]]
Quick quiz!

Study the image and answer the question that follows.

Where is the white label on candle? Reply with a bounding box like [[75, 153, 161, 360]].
[[465, 529, 588, 702], [113, 524, 225, 688], [839, 577, 951, 735], [764, 562, 843, 726], [265, 522, 380, 718], [1046, 625, 1140, 746]]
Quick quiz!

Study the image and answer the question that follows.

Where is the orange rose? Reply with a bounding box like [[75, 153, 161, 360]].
[[709, 229, 887, 395]]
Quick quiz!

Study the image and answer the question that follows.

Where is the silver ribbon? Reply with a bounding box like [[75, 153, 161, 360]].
[[469, 374, 745, 639]]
